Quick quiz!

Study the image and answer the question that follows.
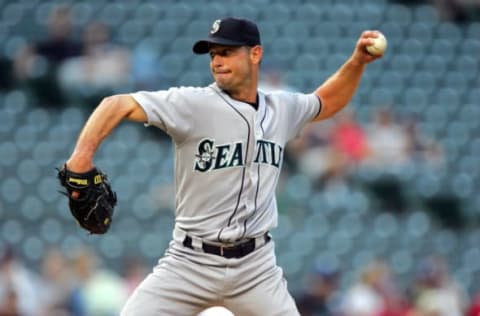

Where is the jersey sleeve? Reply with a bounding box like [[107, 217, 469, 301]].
[[283, 92, 322, 141], [130, 87, 194, 143]]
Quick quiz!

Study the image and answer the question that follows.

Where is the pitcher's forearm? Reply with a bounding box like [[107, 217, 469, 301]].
[[67, 95, 142, 172], [315, 58, 365, 120], [313, 31, 383, 121]]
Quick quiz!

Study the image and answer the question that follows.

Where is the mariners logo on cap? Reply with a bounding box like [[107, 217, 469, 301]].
[[210, 19, 221, 34]]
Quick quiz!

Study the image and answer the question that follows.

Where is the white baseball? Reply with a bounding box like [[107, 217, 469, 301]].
[[366, 32, 387, 56]]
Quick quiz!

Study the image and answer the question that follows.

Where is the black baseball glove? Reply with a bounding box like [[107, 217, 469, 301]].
[[57, 164, 117, 234]]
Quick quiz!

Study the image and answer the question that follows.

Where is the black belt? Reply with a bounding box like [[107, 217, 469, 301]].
[[182, 233, 271, 259]]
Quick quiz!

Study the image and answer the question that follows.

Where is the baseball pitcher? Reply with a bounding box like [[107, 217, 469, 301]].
[[58, 17, 383, 315]]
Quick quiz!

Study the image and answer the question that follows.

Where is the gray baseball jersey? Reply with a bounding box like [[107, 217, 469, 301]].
[[121, 83, 321, 315], [131, 83, 320, 242]]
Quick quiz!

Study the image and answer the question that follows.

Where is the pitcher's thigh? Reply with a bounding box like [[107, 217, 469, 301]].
[[226, 267, 300, 316], [120, 266, 208, 316]]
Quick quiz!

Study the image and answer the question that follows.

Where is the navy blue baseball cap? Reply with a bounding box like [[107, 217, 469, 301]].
[[193, 17, 261, 54]]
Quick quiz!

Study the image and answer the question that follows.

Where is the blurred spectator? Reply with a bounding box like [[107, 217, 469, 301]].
[[295, 262, 341, 316], [0, 289, 20, 316], [68, 247, 129, 316], [122, 257, 149, 296], [288, 108, 370, 188], [259, 64, 296, 93], [409, 255, 467, 316], [330, 108, 370, 167], [364, 107, 410, 168], [131, 41, 163, 91], [0, 55, 14, 91], [38, 248, 73, 316], [429, 0, 469, 22], [286, 118, 335, 179], [58, 21, 131, 108], [403, 117, 444, 168], [0, 247, 43, 316], [14, 5, 83, 105], [467, 292, 480, 316], [341, 260, 411, 316]]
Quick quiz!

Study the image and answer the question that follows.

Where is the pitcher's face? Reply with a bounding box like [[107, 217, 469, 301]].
[[209, 45, 262, 94]]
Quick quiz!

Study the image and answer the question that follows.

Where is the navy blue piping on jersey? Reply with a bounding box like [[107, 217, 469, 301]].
[[241, 102, 268, 239], [211, 87, 251, 242], [315, 95, 323, 118]]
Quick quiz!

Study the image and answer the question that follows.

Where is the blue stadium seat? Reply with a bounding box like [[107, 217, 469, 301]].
[[389, 53, 415, 77], [22, 236, 45, 263], [328, 4, 354, 22], [293, 53, 320, 72], [189, 54, 210, 72], [16, 159, 40, 185], [432, 87, 460, 108], [280, 21, 311, 41], [38, 217, 64, 244], [397, 39, 427, 62], [98, 234, 125, 260], [117, 20, 149, 45], [408, 22, 434, 41], [257, 21, 279, 42], [0, 141, 18, 167], [430, 39, 455, 61], [98, 3, 128, 27], [356, 4, 383, 24], [259, 3, 291, 24], [178, 71, 212, 87], [1, 219, 24, 244], [312, 21, 341, 38], [20, 194, 44, 223], [460, 38, 480, 57], [377, 70, 404, 94], [442, 71, 469, 94], [1, 177, 23, 204], [196, 3, 228, 21], [378, 20, 405, 42], [230, 3, 259, 21], [413, 4, 439, 24], [458, 104, 479, 130], [409, 72, 436, 94], [151, 20, 182, 47], [134, 2, 164, 24], [184, 20, 210, 38], [157, 53, 187, 83], [384, 4, 412, 27], [453, 55, 478, 81], [164, 3, 193, 26], [367, 87, 395, 106], [70, 2, 95, 26], [435, 22, 462, 41], [420, 54, 447, 77], [270, 37, 297, 68], [294, 3, 324, 21]]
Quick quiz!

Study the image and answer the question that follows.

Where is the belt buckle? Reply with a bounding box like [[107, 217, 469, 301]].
[[220, 245, 224, 256]]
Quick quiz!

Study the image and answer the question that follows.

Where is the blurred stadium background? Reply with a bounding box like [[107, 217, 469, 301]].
[[0, 0, 479, 315]]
